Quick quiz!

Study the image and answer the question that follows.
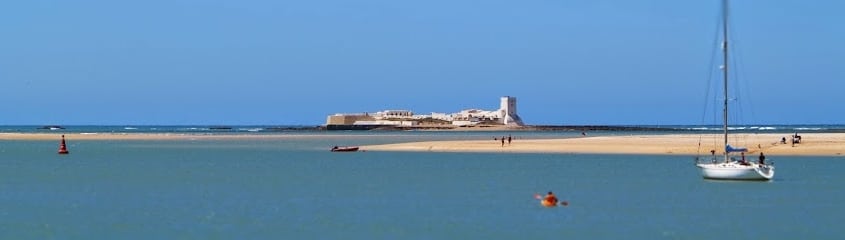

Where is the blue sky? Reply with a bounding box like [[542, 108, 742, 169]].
[[1, 0, 842, 125]]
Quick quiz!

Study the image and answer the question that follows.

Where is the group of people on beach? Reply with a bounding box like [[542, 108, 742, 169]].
[[780, 133, 802, 147], [494, 135, 512, 147]]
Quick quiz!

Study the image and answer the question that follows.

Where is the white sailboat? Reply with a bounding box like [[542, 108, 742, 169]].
[[695, 0, 775, 181]]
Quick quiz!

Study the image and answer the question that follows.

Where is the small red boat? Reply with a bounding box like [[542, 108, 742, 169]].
[[331, 146, 359, 152]]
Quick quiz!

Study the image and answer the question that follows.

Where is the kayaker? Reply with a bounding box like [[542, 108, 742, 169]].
[[544, 191, 558, 205]]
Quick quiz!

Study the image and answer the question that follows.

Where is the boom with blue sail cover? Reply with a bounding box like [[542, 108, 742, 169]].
[[725, 144, 747, 153]]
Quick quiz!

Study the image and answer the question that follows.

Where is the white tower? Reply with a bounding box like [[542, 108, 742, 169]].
[[499, 96, 524, 126]]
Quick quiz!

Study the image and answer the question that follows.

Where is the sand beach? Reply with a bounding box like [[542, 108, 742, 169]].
[[0, 133, 354, 141], [3, 132, 843, 156], [362, 133, 845, 156]]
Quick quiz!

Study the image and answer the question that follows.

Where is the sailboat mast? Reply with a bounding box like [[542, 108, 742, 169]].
[[722, 0, 729, 163]]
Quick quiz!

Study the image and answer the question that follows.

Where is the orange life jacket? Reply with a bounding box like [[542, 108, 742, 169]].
[[544, 195, 558, 204]]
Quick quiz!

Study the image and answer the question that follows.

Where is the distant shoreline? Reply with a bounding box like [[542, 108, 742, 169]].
[[323, 124, 680, 131], [4, 124, 682, 133], [0, 132, 397, 141], [8, 124, 845, 133], [5, 124, 845, 137]]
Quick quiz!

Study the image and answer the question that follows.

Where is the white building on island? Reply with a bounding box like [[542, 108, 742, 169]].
[[499, 96, 524, 126], [325, 96, 525, 128]]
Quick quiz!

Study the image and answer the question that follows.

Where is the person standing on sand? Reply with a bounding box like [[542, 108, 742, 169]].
[[501, 136, 505, 147], [507, 135, 512, 145]]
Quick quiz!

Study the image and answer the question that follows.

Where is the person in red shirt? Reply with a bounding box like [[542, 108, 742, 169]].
[[544, 191, 558, 205]]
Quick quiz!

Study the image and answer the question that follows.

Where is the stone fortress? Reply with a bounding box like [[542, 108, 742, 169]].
[[325, 96, 524, 130]]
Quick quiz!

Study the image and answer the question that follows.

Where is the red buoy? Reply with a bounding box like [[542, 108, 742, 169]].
[[58, 135, 69, 154]]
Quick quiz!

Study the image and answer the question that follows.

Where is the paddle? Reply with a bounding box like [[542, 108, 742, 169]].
[[534, 193, 569, 206]]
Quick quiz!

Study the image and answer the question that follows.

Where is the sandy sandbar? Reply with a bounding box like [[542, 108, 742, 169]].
[[0, 133, 357, 141], [362, 133, 845, 156], [4, 132, 843, 156]]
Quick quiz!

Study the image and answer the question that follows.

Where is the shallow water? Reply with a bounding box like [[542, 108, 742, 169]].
[[0, 136, 843, 239]]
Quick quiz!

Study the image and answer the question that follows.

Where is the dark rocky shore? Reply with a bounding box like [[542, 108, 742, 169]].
[[522, 125, 675, 132], [320, 124, 678, 131]]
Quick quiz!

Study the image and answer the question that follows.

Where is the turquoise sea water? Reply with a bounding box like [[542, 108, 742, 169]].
[[1, 131, 844, 239]]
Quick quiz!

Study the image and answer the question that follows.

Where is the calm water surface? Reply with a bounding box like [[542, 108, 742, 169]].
[[0, 135, 843, 239]]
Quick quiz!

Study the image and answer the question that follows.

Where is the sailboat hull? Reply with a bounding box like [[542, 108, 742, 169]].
[[696, 162, 774, 180]]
